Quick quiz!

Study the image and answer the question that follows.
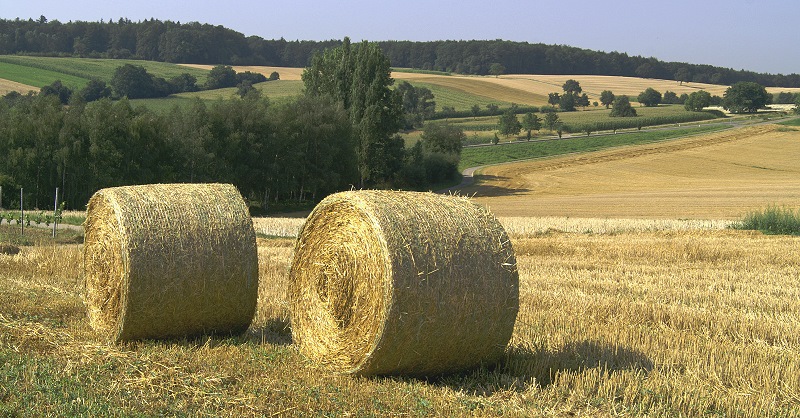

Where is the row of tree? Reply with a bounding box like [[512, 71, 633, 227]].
[[3, 17, 800, 87]]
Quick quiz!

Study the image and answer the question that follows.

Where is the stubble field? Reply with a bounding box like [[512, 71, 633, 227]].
[[462, 125, 800, 219], [2, 124, 800, 416]]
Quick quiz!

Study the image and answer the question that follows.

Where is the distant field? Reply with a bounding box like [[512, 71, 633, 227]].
[[461, 125, 800, 219], [0, 60, 89, 90], [0, 77, 37, 95], [0, 56, 210, 86]]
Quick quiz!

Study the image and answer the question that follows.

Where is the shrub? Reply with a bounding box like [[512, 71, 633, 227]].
[[734, 206, 800, 235]]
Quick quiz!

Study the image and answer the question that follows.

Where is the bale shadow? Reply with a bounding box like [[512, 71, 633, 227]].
[[428, 340, 653, 396], [465, 174, 531, 197], [246, 319, 293, 346]]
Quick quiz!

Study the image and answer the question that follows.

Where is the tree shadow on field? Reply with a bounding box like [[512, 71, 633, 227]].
[[463, 174, 531, 198], [429, 340, 653, 396]]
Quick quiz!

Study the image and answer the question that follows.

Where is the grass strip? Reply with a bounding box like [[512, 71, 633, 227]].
[[459, 125, 724, 170]]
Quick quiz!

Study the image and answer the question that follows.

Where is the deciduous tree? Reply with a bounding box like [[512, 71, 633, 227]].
[[637, 88, 662, 107], [684, 90, 711, 112], [610, 95, 637, 117], [302, 37, 403, 187], [722, 82, 770, 113], [600, 90, 615, 108], [497, 110, 521, 137]]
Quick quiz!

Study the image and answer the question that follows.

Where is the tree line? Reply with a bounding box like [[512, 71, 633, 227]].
[[0, 40, 464, 212], [3, 17, 800, 87]]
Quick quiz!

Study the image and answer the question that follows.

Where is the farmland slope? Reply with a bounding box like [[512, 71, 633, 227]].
[[459, 125, 800, 219]]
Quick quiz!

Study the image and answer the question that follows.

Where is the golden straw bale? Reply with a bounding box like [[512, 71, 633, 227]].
[[83, 183, 258, 342], [289, 190, 519, 376]]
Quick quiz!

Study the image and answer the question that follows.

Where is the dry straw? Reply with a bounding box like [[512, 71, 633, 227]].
[[83, 183, 258, 342], [289, 190, 519, 376]]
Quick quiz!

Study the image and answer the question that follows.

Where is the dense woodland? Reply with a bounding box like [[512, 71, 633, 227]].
[[2, 17, 800, 87]]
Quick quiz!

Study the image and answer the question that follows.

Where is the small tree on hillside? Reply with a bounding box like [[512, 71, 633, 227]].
[[600, 90, 615, 108], [521, 112, 541, 140], [610, 95, 637, 117], [559, 92, 576, 111], [684, 90, 711, 112], [638, 88, 662, 107], [497, 110, 521, 137], [548, 92, 561, 106], [562, 79, 582, 95], [544, 111, 560, 132]]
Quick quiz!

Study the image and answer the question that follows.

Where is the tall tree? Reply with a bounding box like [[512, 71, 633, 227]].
[[302, 37, 403, 187], [722, 82, 770, 113]]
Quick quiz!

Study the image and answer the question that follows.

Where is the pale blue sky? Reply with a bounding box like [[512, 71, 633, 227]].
[[2, 0, 797, 75]]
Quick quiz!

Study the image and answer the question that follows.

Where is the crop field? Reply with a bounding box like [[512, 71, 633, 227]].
[[448, 104, 719, 132], [0, 56, 210, 87], [2, 212, 799, 416], [2, 123, 800, 415], [458, 125, 726, 170], [0, 60, 89, 91], [0, 77, 36, 96], [461, 124, 800, 219]]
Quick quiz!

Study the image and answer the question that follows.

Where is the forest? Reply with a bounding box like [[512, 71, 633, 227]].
[[2, 17, 800, 87]]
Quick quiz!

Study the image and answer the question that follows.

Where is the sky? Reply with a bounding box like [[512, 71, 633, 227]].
[[2, 0, 798, 75]]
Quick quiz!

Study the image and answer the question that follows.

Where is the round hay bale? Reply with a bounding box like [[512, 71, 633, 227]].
[[289, 190, 519, 376], [84, 183, 258, 342]]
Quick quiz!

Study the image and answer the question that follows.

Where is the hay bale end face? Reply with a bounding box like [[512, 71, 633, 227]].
[[83, 183, 258, 342], [289, 190, 519, 376]]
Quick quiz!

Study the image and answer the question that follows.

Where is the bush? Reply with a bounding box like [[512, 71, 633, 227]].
[[734, 206, 800, 235]]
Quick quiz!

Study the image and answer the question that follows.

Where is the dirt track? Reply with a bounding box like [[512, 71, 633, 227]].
[[460, 125, 800, 219]]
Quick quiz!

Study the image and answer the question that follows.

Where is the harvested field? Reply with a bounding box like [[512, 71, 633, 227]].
[[0, 78, 36, 95], [2, 223, 799, 416], [461, 125, 800, 219], [178, 64, 305, 80]]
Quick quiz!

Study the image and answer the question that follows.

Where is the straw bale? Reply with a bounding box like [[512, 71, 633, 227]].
[[83, 183, 258, 342], [289, 190, 519, 376]]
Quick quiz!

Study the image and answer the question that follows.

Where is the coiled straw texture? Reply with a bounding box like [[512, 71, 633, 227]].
[[84, 183, 258, 342], [289, 190, 519, 376]]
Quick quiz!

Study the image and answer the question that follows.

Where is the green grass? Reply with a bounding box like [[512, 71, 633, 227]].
[[446, 105, 719, 132], [0, 224, 83, 246], [733, 206, 800, 235], [0, 56, 210, 86], [459, 125, 725, 170], [778, 117, 800, 126], [392, 67, 452, 76], [409, 82, 514, 112], [0, 61, 90, 90]]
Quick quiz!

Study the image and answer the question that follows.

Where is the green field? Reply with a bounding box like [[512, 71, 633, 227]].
[[446, 105, 719, 132], [459, 125, 725, 170], [410, 81, 514, 111], [0, 56, 210, 87], [0, 61, 90, 90]]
